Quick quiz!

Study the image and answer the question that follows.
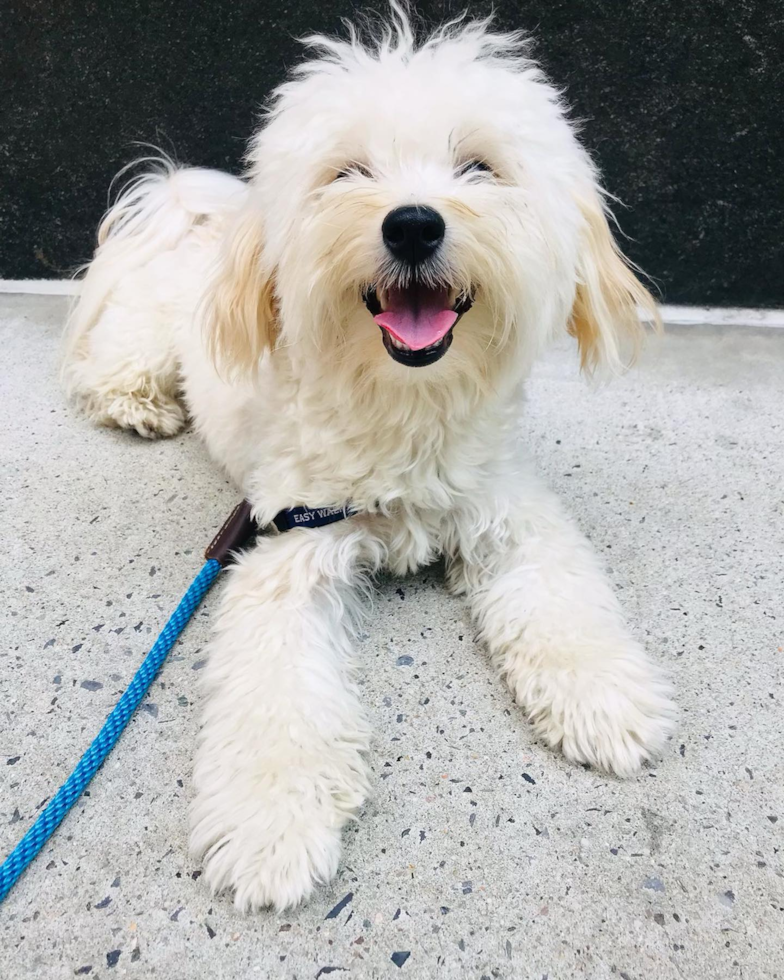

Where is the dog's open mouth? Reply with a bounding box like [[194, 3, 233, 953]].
[[363, 284, 473, 367]]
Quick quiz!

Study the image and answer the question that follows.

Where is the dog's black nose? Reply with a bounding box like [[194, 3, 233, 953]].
[[382, 206, 445, 265]]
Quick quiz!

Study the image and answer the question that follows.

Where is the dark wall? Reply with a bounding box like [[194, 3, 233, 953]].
[[3, 0, 783, 306]]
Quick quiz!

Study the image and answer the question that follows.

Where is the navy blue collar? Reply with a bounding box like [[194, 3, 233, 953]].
[[205, 500, 355, 566], [272, 503, 354, 533]]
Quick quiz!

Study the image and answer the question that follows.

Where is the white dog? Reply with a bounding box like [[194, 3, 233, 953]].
[[63, 7, 676, 910]]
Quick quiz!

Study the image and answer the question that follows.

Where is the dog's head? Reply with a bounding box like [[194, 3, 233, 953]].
[[206, 7, 659, 389]]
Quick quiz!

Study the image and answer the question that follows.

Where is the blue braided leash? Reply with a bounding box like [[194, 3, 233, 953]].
[[0, 496, 354, 904], [0, 558, 222, 904]]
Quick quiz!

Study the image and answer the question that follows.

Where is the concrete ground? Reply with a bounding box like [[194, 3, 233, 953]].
[[1, 293, 782, 980]]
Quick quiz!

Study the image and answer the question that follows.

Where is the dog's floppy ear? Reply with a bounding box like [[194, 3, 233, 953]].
[[203, 206, 278, 376], [568, 190, 661, 375]]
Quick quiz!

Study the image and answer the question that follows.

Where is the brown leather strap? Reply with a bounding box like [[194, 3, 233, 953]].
[[204, 500, 259, 566]]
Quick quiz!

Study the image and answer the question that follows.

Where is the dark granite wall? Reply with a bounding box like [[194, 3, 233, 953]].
[[3, 0, 782, 305]]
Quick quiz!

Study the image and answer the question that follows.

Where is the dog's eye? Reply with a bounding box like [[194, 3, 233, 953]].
[[457, 160, 495, 178], [334, 163, 373, 181]]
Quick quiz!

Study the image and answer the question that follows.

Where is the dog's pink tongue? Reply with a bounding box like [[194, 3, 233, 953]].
[[374, 286, 457, 350]]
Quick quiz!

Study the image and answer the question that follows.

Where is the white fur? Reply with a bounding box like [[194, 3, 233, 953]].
[[63, 7, 676, 911]]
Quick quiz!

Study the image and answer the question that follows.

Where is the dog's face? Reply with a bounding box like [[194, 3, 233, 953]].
[[208, 16, 658, 388]]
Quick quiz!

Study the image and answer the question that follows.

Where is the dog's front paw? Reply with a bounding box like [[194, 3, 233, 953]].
[[189, 737, 368, 911], [512, 643, 677, 777], [190, 784, 345, 911]]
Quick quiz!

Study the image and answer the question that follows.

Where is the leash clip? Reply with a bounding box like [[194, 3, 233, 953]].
[[204, 500, 258, 567]]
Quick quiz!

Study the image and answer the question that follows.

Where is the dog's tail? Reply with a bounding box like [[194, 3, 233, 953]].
[[63, 155, 248, 384]]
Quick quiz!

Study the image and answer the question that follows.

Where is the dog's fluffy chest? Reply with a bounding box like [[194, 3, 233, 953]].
[[241, 369, 519, 521]]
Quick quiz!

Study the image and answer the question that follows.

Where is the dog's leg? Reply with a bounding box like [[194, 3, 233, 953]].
[[64, 266, 187, 439], [448, 472, 677, 777], [190, 522, 383, 911], [63, 165, 245, 438]]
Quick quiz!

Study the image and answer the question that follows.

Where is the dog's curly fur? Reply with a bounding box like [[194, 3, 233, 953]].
[[63, 6, 676, 911]]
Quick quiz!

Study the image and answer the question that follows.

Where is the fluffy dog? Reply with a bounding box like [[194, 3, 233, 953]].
[[63, 7, 676, 910]]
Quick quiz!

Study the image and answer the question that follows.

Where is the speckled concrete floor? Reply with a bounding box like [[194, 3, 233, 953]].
[[1, 294, 783, 980]]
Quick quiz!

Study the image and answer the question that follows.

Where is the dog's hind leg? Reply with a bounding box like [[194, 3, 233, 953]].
[[62, 161, 247, 438], [64, 258, 188, 438], [190, 520, 386, 911]]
